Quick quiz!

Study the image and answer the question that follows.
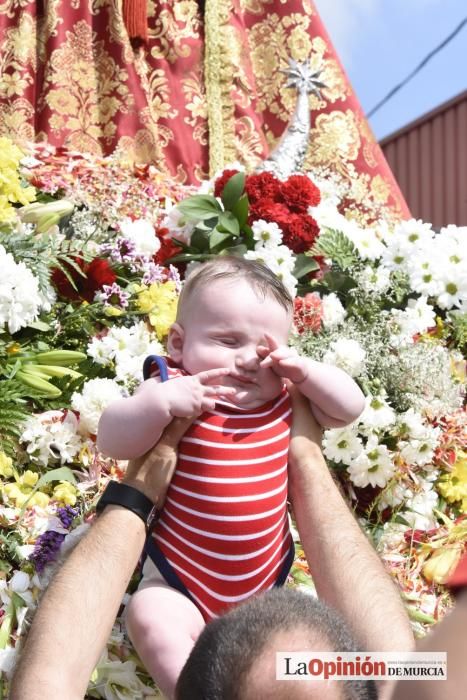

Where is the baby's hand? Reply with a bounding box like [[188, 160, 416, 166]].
[[162, 368, 236, 417], [257, 334, 307, 385]]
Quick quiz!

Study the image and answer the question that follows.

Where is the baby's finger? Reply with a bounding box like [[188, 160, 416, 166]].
[[204, 385, 237, 396], [197, 367, 231, 385], [263, 333, 279, 352], [200, 397, 217, 411], [256, 344, 270, 359]]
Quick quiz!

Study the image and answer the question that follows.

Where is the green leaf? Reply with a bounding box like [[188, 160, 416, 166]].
[[218, 212, 240, 236], [177, 195, 222, 221], [167, 253, 215, 264], [293, 254, 320, 279], [209, 229, 234, 250], [221, 172, 245, 210], [231, 194, 249, 228], [311, 228, 358, 271], [322, 271, 357, 294], [190, 228, 212, 252], [221, 244, 248, 257], [27, 320, 51, 332]]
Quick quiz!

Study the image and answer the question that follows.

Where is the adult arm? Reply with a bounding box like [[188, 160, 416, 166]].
[[9, 417, 192, 700], [288, 388, 414, 652]]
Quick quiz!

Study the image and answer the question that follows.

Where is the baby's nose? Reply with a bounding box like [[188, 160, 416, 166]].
[[235, 348, 260, 371]]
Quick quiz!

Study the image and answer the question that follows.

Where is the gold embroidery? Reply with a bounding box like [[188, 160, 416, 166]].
[[307, 110, 361, 170], [370, 174, 391, 204], [0, 0, 31, 18], [182, 72, 208, 145], [204, 0, 238, 174], [149, 2, 200, 64], [37, 0, 63, 63], [240, 0, 273, 14], [0, 96, 34, 142], [43, 20, 132, 152]]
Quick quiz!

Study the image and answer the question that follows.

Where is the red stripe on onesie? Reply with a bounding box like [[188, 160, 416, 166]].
[[148, 361, 294, 621]]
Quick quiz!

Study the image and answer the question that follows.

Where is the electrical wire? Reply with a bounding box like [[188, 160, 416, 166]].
[[366, 16, 467, 118]]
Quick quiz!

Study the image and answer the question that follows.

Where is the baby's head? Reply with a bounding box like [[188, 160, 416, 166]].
[[168, 257, 294, 408]]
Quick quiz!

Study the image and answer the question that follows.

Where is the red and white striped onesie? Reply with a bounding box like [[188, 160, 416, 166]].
[[144, 356, 295, 622]]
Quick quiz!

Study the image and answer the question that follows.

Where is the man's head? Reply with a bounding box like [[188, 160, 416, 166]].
[[168, 257, 294, 409], [176, 589, 377, 700]]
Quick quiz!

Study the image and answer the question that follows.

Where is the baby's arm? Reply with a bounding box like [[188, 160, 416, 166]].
[[97, 368, 234, 460], [259, 336, 365, 428]]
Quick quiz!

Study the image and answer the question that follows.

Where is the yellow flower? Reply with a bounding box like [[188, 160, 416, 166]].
[[136, 281, 178, 340], [0, 452, 13, 478], [52, 481, 77, 506], [437, 453, 467, 513], [422, 545, 463, 585], [2, 470, 50, 508], [0, 137, 36, 223]]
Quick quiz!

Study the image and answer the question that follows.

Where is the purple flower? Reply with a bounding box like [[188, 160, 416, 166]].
[[29, 531, 65, 573], [57, 505, 79, 529], [94, 282, 130, 308]]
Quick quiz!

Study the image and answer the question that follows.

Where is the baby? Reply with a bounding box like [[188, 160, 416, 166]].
[[97, 256, 364, 698]]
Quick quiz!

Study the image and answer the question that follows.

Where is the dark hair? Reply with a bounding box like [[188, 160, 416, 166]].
[[178, 256, 293, 317], [176, 589, 377, 700]]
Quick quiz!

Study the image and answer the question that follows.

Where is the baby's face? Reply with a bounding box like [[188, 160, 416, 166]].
[[175, 278, 292, 409]]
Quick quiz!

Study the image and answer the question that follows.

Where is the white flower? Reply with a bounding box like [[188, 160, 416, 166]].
[[359, 394, 396, 432], [357, 265, 391, 295], [347, 436, 395, 488], [321, 293, 346, 329], [0, 244, 41, 333], [118, 218, 160, 257], [71, 378, 124, 436], [323, 427, 363, 465], [88, 322, 164, 387], [391, 219, 434, 253], [0, 571, 34, 608], [378, 481, 412, 510], [341, 220, 385, 260], [89, 652, 155, 700], [251, 219, 284, 247], [0, 647, 18, 675], [323, 338, 366, 378], [244, 245, 297, 297], [400, 427, 441, 467], [390, 296, 436, 346], [397, 408, 428, 440], [435, 268, 467, 310], [20, 410, 82, 467], [401, 482, 439, 530], [162, 205, 196, 244]]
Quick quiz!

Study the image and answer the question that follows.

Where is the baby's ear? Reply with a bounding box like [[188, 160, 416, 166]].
[[168, 322, 184, 363]]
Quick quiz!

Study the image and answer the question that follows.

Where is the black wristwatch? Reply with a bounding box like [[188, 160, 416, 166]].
[[96, 481, 158, 530]]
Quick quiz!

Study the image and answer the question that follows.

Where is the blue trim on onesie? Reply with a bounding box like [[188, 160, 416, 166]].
[[143, 355, 169, 382]]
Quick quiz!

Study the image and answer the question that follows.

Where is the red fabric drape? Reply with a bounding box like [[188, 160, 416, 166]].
[[0, 1, 410, 222]]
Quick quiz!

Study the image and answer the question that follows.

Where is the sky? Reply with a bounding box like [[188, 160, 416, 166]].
[[313, 0, 467, 141]]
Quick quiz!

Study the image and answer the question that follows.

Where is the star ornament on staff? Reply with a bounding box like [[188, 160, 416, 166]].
[[257, 59, 327, 180]]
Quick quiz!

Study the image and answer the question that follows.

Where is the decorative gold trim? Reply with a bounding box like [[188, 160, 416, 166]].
[[204, 0, 236, 176]]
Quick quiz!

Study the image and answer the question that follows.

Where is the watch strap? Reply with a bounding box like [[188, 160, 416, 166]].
[[96, 480, 157, 529]]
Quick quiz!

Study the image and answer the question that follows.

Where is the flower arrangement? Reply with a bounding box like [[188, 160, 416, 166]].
[[0, 138, 465, 696]]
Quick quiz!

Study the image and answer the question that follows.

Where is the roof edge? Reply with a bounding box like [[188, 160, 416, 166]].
[[380, 89, 467, 145]]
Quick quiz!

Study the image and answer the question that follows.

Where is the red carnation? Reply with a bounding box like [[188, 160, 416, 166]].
[[154, 228, 182, 265], [282, 213, 320, 254], [279, 174, 321, 213], [249, 200, 290, 228], [245, 172, 281, 204], [214, 169, 240, 198], [51, 257, 116, 303], [293, 293, 323, 335]]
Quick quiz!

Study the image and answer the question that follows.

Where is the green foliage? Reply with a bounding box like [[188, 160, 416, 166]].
[[0, 381, 32, 457], [311, 227, 359, 271], [0, 229, 89, 296], [449, 310, 467, 355], [168, 173, 253, 265]]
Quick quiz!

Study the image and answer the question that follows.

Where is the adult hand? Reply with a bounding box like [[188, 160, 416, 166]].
[[123, 415, 195, 506]]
